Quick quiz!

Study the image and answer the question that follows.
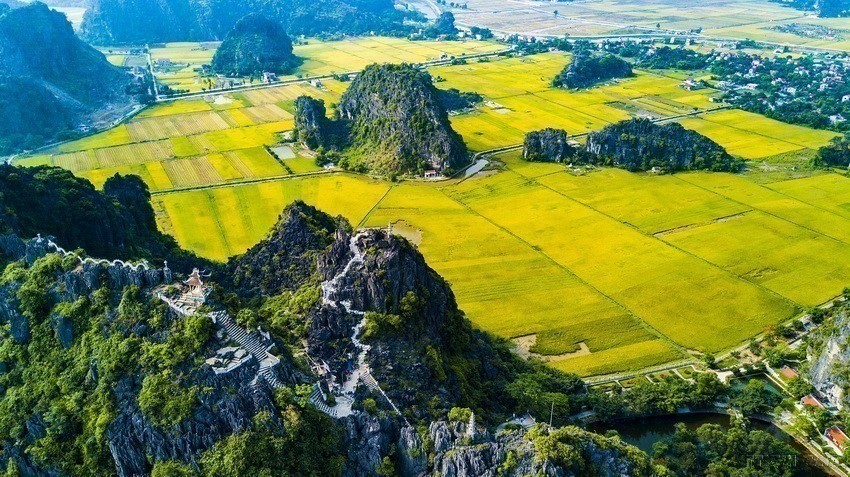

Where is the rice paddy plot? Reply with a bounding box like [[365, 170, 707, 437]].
[[126, 111, 231, 141], [661, 209, 850, 307], [153, 174, 391, 260], [678, 110, 839, 159], [531, 164, 751, 235], [678, 172, 850, 245], [290, 37, 504, 78], [434, 54, 718, 151], [767, 174, 850, 220]]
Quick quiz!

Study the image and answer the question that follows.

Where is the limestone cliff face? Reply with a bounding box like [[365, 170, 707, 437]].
[[80, 0, 408, 44], [229, 201, 348, 297], [336, 63, 470, 175], [523, 128, 576, 163], [0, 3, 133, 152], [809, 305, 850, 408]]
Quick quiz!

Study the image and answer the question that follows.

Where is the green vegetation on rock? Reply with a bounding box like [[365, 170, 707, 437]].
[[211, 14, 301, 77]]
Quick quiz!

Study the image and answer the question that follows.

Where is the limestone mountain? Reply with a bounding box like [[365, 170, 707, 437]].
[[585, 118, 743, 172], [0, 175, 654, 475], [0, 0, 25, 11], [338, 64, 469, 175], [210, 14, 300, 77], [0, 2, 134, 153], [293, 64, 470, 176], [0, 165, 195, 265], [80, 0, 414, 45]]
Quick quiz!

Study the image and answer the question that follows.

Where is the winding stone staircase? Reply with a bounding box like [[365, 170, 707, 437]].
[[211, 311, 284, 389]]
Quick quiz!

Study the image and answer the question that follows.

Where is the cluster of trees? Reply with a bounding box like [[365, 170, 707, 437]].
[[813, 134, 850, 168], [769, 0, 850, 17], [437, 87, 483, 112], [422, 11, 458, 38], [0, 166, 198, 267], [652, 419, 800, 476], [591, 374, 728, 421], [553, 53, 633, 89], [602, 39, 850, 134], [210, 14, 301, 77]]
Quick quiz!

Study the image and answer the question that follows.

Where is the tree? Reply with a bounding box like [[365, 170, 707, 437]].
[[731, 379, 780, 416], [785, 377, 814, 399]]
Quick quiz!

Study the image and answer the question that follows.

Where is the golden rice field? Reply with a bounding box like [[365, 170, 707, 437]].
[[16, 43, 850, 377]]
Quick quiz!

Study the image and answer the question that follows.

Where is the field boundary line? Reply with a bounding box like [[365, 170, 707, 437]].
[[434, 184, 691, 361], [357, 184, 396, 229]]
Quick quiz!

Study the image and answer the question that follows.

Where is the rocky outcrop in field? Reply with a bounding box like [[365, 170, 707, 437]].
[[585, 118, 743, 172], [523, 128, 577, 162], [554, 53, 632, 89]]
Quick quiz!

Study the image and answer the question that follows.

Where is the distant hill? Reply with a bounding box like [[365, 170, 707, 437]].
[[0, 0, 26, 10], [211, 14, 300, 77], [0, 2, 133, 154], [293, 63, 469, 177], [80, 0, 415, 45]]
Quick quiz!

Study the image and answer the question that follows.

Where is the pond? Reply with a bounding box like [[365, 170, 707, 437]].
[[588, 413, 831, 476]]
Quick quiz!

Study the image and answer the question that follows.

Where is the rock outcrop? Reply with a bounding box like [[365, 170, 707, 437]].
[[294, 63, 470, 177], [230, 201, 346, 297], [523, 128, 577, 163], [585, 118, 743, 172], [553, 53, 632, 89], [808, 303, 850, 408], [293, 96, 335, 150]]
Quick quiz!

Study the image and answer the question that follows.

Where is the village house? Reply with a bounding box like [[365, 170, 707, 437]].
[[779, 365, 799, 380], [825, 426, 849, 452], [424, 169, 439, 179], [801, 394, 825, 409], [262, 72, 277, 83]]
